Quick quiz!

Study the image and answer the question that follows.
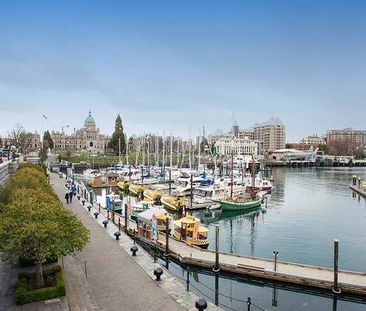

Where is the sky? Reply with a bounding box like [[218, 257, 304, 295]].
[[0, 0, 365, 141]]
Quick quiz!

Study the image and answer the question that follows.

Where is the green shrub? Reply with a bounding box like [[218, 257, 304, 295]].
[[19, 255, 58, 267], [15, 265, 65, 305]]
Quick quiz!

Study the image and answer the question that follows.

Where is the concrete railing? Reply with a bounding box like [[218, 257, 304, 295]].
[[0, 160, 18, 186]]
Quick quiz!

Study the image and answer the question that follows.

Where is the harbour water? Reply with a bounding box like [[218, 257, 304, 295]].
[[195, 167, 366, 272]]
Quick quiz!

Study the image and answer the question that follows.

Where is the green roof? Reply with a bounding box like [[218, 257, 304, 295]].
[[84, 110, 95, 125]]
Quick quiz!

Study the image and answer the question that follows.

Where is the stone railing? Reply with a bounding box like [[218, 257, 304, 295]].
[[0, 160, 18, 186]]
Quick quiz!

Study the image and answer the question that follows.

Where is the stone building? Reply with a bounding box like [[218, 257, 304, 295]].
[[51, 111, 109, 152]]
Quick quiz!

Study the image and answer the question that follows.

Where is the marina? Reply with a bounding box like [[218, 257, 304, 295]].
[[67, 165, 366, 303]]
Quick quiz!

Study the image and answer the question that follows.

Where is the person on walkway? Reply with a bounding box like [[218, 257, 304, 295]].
[[65, 192, 70, 204], [69, 190, 73, 203]]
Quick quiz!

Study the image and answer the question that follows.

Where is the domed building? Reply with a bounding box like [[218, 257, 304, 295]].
[[52, 111, 110, 152]]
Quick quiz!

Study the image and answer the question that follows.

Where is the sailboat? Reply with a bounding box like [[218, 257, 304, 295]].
[[220, 151, 262, 211]]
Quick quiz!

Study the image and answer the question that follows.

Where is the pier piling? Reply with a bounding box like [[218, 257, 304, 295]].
[[124, 204, 128, 233], [273, 251, 279, 275], [186, 267, 190, 292], [332, 239, 341, 294], [213, 225, 220, 272], [164, 218, 170, 257]]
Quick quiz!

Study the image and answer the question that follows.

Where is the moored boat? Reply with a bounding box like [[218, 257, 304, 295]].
[[129, 184, 144, 197], [161, 196, 186, 212], [143, 189, 162, 202], [172, 215, 209, 248], [220, 197, 262, 211]]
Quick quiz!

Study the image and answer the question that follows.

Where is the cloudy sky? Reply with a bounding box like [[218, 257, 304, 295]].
[[0, 0, 365, 141]]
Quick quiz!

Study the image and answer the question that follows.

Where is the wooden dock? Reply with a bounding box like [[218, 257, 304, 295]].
[[140, 232, 366, 297], [350, 184, 366, 198], [94, 203, 366, 297]]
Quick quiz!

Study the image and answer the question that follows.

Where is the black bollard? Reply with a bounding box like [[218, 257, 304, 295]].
[[94, 212, 99, 219], [87, 205, 91, 212], [82, 199, 85, 206], [114, 231, 121, 240], [102, 220, 108, 228], [130, 245, 138, 256], [195, 298, 207, 311], [77, 195, 81, 201], [153, 267, 163, 281]]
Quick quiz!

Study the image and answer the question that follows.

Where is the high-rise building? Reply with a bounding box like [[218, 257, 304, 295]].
[[254, 118, 286, 152]]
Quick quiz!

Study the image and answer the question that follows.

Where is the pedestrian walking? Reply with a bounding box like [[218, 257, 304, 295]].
[[69, 190, 73, 203], [65, 192, 70, 204]]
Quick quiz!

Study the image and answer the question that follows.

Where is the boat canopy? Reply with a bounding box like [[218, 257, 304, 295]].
[[137, 208, 167, 223]]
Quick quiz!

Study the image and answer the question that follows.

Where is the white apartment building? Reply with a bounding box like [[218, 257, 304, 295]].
[[214, 137, 260, 156]]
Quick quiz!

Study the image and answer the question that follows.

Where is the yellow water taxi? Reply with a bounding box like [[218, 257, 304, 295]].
[[117, 181, 130, 192], [143, 189, 162, 202], [129, 184, 144, 196], [161, 196, 186, 212], [172, 215, 209, 249]]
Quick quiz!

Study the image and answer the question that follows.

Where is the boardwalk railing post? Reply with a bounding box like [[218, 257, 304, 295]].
[[164, 218, 170, 257], [213, 225, 220, 272], [186, 267, 190, 292], [273, 251, 278, 275], [332, 239, 341, 294], [124, 203, 128, 233]]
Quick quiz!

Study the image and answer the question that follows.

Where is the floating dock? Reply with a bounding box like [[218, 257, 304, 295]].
[[350, 185, 366, 198]]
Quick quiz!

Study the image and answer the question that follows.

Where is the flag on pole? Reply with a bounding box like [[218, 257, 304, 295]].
[[42, 114, 48, 119]]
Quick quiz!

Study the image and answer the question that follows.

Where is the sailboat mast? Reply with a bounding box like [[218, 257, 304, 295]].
[[198, 130, 201, 168], [230, 143, 234, 199], [162, 132, 165, 171], [170, 134, 173, 169]]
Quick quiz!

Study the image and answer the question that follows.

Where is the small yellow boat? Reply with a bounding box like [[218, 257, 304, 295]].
[[129, 184, 144, 196], [161, 196, 186, 212], [117, 181, 130, 191], [172, 215, 209, 248], [143, 189, 162, 201]]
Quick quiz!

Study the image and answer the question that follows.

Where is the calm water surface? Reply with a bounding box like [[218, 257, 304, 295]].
[[194, 167, 366, 272]]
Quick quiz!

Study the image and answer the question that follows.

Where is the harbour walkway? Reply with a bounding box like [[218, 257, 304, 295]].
[[51, 173, 186, 311]]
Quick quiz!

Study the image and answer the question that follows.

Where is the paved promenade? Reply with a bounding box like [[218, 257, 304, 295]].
[[51, 173, 186, 311]]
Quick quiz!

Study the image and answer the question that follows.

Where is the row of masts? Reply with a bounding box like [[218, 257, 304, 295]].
[[117, 132, 209, 170]]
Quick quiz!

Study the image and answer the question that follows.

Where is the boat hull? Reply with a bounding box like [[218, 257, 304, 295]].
[[220, 199, 262, 211]]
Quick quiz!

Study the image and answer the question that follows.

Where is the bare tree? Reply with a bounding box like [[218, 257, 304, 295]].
[[8, 124, 33, 153]]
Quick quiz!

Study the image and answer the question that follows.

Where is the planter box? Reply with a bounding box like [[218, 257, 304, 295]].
[[16, 265, 65, 305]]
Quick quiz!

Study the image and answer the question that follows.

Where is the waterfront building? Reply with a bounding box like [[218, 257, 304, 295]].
[[286, 134, 326, 151], [326, 129, 366, 145], [301, 134, 326, 145], [254, 118, 286, 152], [51, 111, 109, 152], [214, 136, 260, 157]]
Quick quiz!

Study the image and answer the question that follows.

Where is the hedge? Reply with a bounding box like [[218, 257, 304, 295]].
[[15, 265, 65, 305]]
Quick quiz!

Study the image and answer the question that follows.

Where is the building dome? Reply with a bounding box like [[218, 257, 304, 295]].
[[84, 110, 95, 126]]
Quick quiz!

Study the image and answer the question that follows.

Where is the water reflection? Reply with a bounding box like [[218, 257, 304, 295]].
[[161, 258, 366, 311]]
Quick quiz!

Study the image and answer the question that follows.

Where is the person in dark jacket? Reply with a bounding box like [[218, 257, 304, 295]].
[[69, 190, 73, 203], [65, 192, 69, 204]]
